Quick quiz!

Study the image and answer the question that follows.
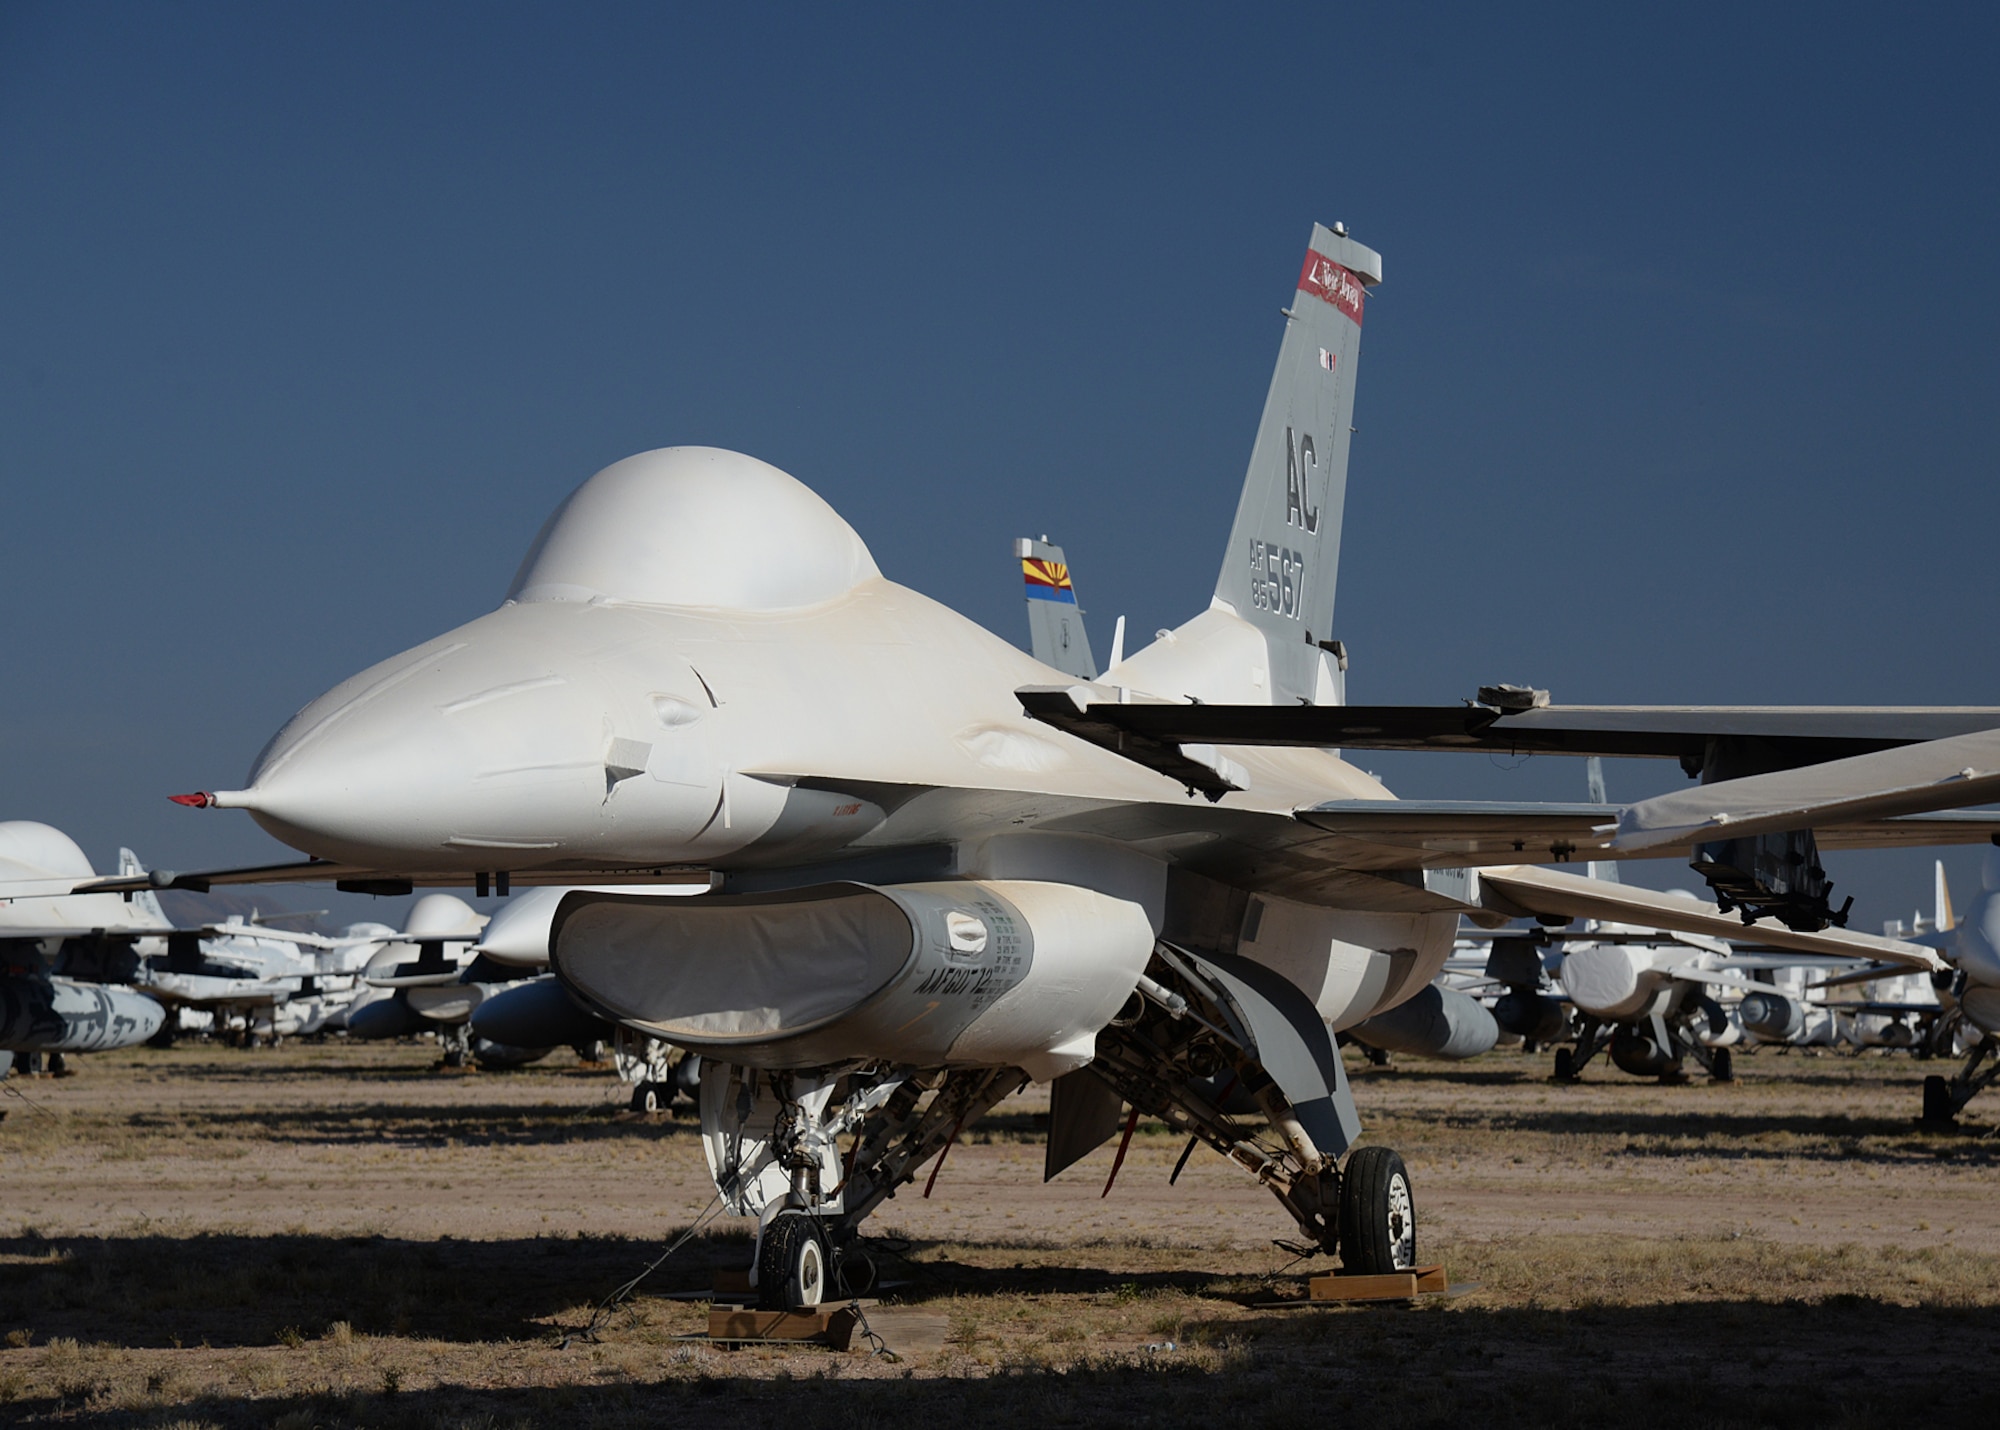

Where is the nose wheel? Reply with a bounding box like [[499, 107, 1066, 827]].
[[1340, 1146, 1416, 1274], [756, 1213, 830, 1311]]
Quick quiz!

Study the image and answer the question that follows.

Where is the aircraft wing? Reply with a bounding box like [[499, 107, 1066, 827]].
[[1293, 800, 2000, 864], [74, 860, 722, 897], [1612, 727, 2000, 849], [1811, 1000, 1940, 1015], [1808, 962, 1938, 991], [1018, 687, 2000, 777], [0, 921, 181, 941], [1469, 865, 1943, 971]]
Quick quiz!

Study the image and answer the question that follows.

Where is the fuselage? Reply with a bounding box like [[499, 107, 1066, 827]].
[[215, 448, 1454, 1041]]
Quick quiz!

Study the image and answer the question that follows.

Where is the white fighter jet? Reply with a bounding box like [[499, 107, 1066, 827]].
[[136, 907, 400, 1046], [469, 884, 700, 1107], [117, 224, 1998, 1309], [1842, 855, 2000, 1123], [2, 823, 169, 1068]]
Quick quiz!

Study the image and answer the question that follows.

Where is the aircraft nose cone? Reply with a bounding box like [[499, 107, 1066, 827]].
[[245, 641, 606, 867], [237, 608, 724, 870]]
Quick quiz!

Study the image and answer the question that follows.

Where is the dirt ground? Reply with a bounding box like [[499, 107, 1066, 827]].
[[3, 1039, 1998, 1428]]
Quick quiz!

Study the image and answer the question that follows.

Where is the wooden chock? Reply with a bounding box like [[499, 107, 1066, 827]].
[[1307, 1263, 1449, 1303]]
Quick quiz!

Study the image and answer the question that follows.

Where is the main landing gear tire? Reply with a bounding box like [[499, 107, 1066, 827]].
[[757, 1214, 830, 1311], [1552, 1048, 1577, 1082], [630, 1081, 668, 1114], [1709, 1049, 1734, 1083], [1340, 1146, 1416, 1275], [1922, 1074, 1958, 1125]]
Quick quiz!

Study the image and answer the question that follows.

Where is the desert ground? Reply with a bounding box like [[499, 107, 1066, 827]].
[[3, 1038, 1998, 1428]]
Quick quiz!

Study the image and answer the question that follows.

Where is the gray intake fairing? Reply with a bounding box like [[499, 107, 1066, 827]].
[[549, 884, 916, 1047]]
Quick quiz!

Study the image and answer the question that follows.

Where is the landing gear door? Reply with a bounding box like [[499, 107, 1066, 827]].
[[1182, 949, 1361, 1160]]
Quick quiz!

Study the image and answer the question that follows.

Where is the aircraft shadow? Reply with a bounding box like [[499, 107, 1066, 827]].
[[7, 1297, 1996, 1428], [1391, 1107, 2000, 1164], [120, 1101, 704, 1148], [0, 1227, 747, 1349], [122, 1050, 618, 1084]]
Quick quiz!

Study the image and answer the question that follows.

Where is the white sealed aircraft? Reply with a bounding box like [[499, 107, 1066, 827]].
[[1, 823, 166, 1066], [117, 224, 2000, 1309]]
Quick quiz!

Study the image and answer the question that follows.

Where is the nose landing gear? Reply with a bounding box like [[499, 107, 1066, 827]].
[[756, 1213, 830, 1311]]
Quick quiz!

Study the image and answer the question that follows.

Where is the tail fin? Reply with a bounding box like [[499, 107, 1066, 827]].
[[1935, 859, 1955, 933], [1213, 223, 1381, 704], [1583, 759, 1622, 886], [1109, 223, 1380, 706], [1015, 536, 1097, 679], [117, 847, 169, 924]]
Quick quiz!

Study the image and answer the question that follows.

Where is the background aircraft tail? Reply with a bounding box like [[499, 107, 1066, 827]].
[[1584, 758, 1622, 887], [1016, 536, 1097, 679], [1107, 222, 1381, 706], [116, 847, 168, 924]]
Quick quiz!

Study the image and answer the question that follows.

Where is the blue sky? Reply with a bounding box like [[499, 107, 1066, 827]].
[[3, 3, 1995, 929]]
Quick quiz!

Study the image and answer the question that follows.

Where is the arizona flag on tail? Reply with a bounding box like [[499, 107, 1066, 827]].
[[1023, 556, 1078, 604]]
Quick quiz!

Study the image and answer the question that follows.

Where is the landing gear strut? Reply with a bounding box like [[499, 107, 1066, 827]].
[[1554, 1016, 1607, 1081], [1922, 1036, 1998, 1125], [616, 1031, 699, 1114], [1083, 947, 1387, 1268], [703, 1062, 1026, 1311]]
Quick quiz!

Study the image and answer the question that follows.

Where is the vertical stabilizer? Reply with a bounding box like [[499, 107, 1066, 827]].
[[1212, 223, 1382, 705], [1935, 859, 1955, 933], [1584, 760, 1622, 886], [1016, 536, 1097, 679], [117, 847, 169, 924]]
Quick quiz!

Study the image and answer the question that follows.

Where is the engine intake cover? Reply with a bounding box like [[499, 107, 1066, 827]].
[[550, 879, 1157, 1079]]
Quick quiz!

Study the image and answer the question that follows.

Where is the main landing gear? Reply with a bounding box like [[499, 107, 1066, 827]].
[[1922, 1036, 1998, 1126], [617, 1032, 700, 1114], [1085, 947, 1415, 1274], [696, 941, 1424, 1308], [1554, 1009, 1734, 1085], [703, 1062, 1027, 1311]]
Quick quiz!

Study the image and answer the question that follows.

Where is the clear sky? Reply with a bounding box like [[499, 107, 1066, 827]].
[[3, 3, 1996, 931]]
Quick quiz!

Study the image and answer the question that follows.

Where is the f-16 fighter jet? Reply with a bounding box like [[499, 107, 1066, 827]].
[[125, 225, 1992, 1309], [1837, 856, 2000, 1123], [2, 823, 169, 1068]]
